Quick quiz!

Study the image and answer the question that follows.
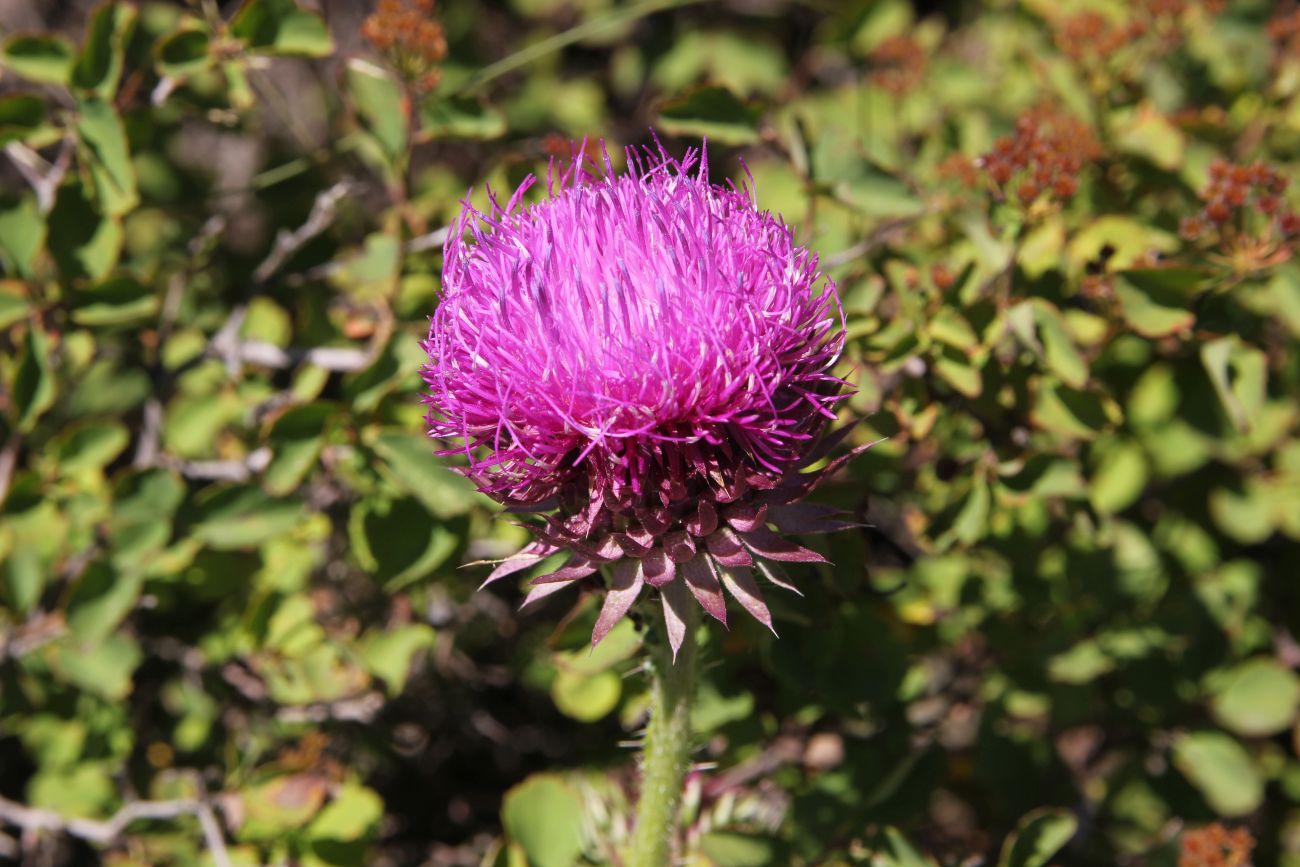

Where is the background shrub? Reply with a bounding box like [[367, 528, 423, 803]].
[[0, 0, 1296, 865]]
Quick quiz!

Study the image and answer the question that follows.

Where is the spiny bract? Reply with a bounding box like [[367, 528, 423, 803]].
[[422, 139, 865, 658]]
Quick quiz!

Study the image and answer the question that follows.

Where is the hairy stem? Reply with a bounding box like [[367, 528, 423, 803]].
[[628, 604, 700, 867]]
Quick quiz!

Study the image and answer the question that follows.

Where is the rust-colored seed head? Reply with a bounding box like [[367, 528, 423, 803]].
[[976, 105, 1098, 208], [869, 35, 927, 94], [363, 0, 448, 91], [1205, 200, 1231, 223], [1178, 823, 1254, 867]]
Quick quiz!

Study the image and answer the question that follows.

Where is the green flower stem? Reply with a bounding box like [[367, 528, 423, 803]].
[[628, 603, 701, 867]]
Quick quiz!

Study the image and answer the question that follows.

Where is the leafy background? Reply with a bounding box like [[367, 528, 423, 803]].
[[0, 0, 1298, 865]]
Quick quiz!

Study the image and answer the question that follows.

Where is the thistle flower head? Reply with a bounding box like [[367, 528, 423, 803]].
[[422, 139, 864, 656]]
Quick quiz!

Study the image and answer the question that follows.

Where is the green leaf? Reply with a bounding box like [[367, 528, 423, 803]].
[[1089, 438, 1148, 514], [550, 669, 621, 722], [0, 195, 47, 277], [155, 27, 212, 79], [66, 561, 142, 645], [1031, 381, 1116, 440], [942, 476, 990, 547], [69, 276, 158, 326], [1, 34, 77, 86], [348, 495, 459, 591], [1035, 302, 1088, 389], [191, 485, 304, 550], [928, 307, 979, 351], [229, 0, 334, 57], [851, 0, 914, 54], [932, 344, 983, 398], [1208, 657, 1300, 737], [1048, 640, 1114, 685], [998, 808, 1078, 867], [1201, 337, 1267, 434], [263, 403, 334, 496], [368, 429, 480, 519], [72, 2, 138, 97], [4, 546, 45, 616], [53, 420, 130, 474], [53, 632, 142, 700], [361, 624, 436, 696], [27, 762, 115, 818], [0, 94, 47, 145], [871, 827, 935, 867], [656, 85, 762, 146], [47, 180, 123, 281], [1113, 103, 1185, 171], [346, 59, 408, 161], [0, 285, 31, 329], [109, 468, 185, 568], [1114, 271, 1199, 338], [13, 323, 55, 433], [237, 774, 329, 840], [501, 775, 585, 867], [699, 832, 779, 867], [1172, 731, 1264, 817], [420, 95, 507, 141], [304, 782, 383, 845], [75, 97, 138, 217]]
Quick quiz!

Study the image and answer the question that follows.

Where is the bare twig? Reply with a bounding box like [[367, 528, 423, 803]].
[[233, 341, 372, 372], [163, 447, 272, 482], [0, 795, 231, 867], [822, 214, 923, 269], [282, 223, 451, 288], [0, 432, 22, 508], [3, 137, 74, 214], [252, 180, 354, 285], [132, 398, 165, 469], [0, 612, 66, 663], [405, 225, 451, 254]]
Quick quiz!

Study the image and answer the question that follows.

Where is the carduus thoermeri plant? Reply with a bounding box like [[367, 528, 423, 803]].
[[422, 139, 865, 658]]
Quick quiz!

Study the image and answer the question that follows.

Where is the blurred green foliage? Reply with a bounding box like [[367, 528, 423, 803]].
[[0, 0, 1298, 865]]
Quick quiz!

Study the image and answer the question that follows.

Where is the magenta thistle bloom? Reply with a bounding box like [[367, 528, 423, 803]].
[[422, 140, 865, 657]]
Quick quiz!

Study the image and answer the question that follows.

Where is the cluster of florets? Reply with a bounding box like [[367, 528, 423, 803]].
[[1179, 823, 1254, 867], [868, 36, 927, 95], [977, 109, 1100, 207], [1054, 11, 1145, 62], [1179, 160, 1298, 269], [423, 141, 861, 654], [362, 0, 447, 92], [1053, 3, 1223, 72], [1268, 8, 1300, 59]]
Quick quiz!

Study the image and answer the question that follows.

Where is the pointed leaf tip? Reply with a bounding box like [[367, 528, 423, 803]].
[[682, 554, 727, 626], [719, 564, 776, 635], [741, 525, 827, 563], [660, 579, 692, 662], [706, 527, 754, 567], [592, 558, 644, 648]]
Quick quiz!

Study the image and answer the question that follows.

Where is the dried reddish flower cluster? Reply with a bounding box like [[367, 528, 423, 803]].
[[1179, 824, 1254, 867], [869, 36, 927, 95], [1180, 159, 1298, 251], [1268, 8, 1300, 58], [1054, 11, 1144, 62], [362, 0, 448, 92], [977, 109, 1100, 207], [1054, 2, 1223, 65]]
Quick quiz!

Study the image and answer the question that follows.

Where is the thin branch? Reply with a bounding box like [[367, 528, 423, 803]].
[[3, 137, 73, 214], [282, 223, 450, 288], [252, 179, 354, 285], [0, 795, 231, 867], [0, 432, 22, 508], [164, 447, 272, 482]]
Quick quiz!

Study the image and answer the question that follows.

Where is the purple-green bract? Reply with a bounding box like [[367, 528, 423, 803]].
[[422, 140, 863, 656]]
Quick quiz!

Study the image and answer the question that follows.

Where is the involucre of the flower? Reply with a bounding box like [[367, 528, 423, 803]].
[[422, 139, 867, 658]]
